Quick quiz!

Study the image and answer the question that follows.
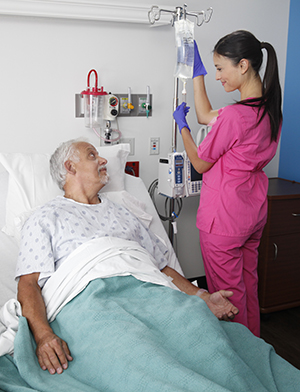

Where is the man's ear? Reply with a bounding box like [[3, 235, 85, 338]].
[[239, 58, 249, 75], [64, 160, 76, 175]]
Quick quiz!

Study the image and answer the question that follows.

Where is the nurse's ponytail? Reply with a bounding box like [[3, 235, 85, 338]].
[[214, 30, 282, 142], [259, 41, 282, 142]]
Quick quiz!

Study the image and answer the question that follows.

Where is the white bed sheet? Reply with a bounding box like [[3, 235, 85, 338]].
[[0, 169, 182, 308]]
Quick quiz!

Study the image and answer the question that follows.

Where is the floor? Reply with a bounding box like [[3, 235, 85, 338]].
[[260, 306, 300, 370]]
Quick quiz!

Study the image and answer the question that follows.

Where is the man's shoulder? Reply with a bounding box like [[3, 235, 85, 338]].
[[40, 195, 64, 209], [28, 196, 64, 219]]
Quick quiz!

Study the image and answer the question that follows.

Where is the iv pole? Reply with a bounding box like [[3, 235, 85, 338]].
[[148, 4, 213, 244]]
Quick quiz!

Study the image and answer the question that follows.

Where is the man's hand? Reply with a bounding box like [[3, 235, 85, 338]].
[[200, 290, 239, 321], [17, 273, 73, 375], [36, 331, 73, 375], [160, 266, 239, 321]]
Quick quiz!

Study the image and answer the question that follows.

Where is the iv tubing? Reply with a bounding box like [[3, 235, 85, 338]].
[[182, 80, 187, 95], [182, 80, 187, 102]]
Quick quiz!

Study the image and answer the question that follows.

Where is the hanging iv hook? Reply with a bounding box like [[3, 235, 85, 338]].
[[148, 3, 213, 26]]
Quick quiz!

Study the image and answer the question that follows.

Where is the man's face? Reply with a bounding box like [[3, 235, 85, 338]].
[[72, 142, 109, 190]]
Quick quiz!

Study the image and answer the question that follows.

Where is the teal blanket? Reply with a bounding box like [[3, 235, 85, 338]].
[[0, 276, 299, 391]]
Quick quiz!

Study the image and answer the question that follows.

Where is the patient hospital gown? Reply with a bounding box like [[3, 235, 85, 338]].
[[15, 195, 168, 287]]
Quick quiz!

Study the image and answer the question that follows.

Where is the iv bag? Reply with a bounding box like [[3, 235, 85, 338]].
[[174, 19, 195, 82]]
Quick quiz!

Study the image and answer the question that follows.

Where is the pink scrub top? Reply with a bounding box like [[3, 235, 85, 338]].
[[197, 104, 281, 237]]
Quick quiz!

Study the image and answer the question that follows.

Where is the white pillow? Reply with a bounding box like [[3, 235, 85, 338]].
[[0, 143, 130, 238]]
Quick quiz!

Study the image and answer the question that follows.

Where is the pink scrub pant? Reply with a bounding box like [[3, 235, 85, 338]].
[[199, 227, 264, 337]]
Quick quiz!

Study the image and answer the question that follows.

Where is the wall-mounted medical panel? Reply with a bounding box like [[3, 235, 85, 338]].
[[75, 93, 152, 118], [117, 94, 152, 117]]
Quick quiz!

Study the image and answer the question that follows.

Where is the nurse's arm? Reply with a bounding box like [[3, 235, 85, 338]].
[[193, 75, 219, 125], [181, 127, 213, 173]]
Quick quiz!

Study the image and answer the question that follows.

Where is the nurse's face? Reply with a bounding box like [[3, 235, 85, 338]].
[[213, 53, 243, 93]]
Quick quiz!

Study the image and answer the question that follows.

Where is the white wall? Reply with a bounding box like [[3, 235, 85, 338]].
[[0, 0, 290, 278]]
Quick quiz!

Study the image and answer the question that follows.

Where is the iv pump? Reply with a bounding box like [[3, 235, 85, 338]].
[[158, 151, 202, 198]]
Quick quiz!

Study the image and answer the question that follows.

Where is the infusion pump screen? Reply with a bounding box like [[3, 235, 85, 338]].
[[175, 159, 183, 166]]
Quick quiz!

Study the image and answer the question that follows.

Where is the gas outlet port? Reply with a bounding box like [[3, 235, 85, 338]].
[[139, 97, 147, 114]]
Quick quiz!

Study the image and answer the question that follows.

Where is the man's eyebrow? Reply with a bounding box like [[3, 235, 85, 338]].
[[86, 146, 97, 153]]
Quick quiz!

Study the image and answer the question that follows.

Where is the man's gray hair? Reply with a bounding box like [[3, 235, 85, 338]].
[[50, 137, 88, 190]]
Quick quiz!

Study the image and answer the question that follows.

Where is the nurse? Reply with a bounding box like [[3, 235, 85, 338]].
[[173, 30, 282, 337]]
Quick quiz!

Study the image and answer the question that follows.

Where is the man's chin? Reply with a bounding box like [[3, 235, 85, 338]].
[[100, 174, 110, 186]]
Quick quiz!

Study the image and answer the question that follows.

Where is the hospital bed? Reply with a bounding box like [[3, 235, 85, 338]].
[[0, 143, 299, 392], [0, 143, 182, 309]]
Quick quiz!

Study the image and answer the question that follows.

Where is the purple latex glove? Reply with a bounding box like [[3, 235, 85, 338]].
[[193, 40, 207, 78], [173, 102, 191, 133]]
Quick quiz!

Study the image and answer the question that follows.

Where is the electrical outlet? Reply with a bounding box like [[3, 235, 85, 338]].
[[150, 137, 160, 155]]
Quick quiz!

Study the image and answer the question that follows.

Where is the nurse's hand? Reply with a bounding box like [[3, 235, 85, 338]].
[[193, 40, 207, 78], [173, 102, 191, 133], [199, 290, 239, 321]]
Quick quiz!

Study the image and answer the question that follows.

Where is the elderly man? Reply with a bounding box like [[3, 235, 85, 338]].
[[16, 138, 238, 376]]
